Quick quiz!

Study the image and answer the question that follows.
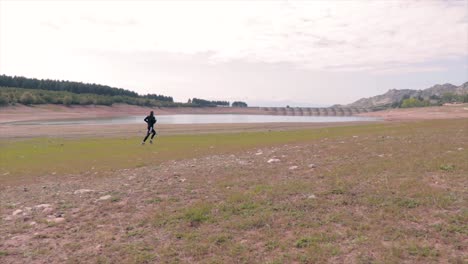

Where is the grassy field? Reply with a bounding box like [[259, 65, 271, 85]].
[[1, 123, 389, 184], [0, 119, 467, 263]]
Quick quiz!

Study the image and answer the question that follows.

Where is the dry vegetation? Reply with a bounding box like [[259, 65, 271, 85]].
[[0, 119, 467, 263]]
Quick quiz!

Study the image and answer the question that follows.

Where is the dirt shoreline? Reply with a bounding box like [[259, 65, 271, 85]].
[[357, 103, 468, 121]]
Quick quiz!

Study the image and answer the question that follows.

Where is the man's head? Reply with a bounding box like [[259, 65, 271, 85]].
[[150, 111, 154, 116]]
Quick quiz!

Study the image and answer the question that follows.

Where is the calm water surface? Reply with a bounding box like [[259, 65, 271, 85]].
[[10, 114, 379, 126]]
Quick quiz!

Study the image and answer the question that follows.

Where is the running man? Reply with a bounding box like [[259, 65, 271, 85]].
[[142, 111, 157, 145]]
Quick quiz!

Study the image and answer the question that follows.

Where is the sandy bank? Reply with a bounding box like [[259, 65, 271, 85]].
[[357, 104, 468, 121]]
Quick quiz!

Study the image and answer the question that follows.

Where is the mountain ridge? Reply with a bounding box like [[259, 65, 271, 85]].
[[346, 82, 468, 108]]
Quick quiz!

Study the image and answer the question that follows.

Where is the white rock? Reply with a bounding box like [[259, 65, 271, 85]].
[[179, 178, 186, 182], [74, 189, 94, 195], [267, 158, 280, 163], [255, 151, 263, 156], [307, 194, 317, 199], [12, 209, 23, 216], [29, 221, 37, 226], [98, 195, 112, 201], [35, 204, 52, 209], [289, 166, 298, 170], [457, 148, 464, 151], [308, 164, 317, 168], [42, 207, 53, 214]]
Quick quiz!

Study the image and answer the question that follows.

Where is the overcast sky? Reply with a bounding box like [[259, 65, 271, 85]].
[[1, 0, 467, 106]]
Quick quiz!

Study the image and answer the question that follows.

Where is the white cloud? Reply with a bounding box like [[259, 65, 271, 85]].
[[1, 0, 467, 73]]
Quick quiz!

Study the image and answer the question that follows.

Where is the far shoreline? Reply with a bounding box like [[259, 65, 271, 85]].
[[0, 103, 467, 126]]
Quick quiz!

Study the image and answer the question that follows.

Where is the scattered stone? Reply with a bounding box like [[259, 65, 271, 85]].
[[29, 221, 37, 226], [267, 158, 280, 163], [12, 209, 23, 216], [23, 188, 28, 192], [179, 178, 186, 183], [307, 194, 317, 199], [289, 166, 298, 170], [98, 195, 112, 201], [255, 151, 263, 156], [308, 164, 317, 168], [55, 212, 64, 218], [4, 216, 13, 221], [74, 189, 94, 195], [457, 147, 464, 151], [377, 154, 385, 158], [47, 217, 66, 224], [353, 136, 359, 138]]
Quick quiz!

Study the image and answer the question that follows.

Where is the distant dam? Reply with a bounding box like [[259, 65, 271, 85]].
[[256, 107, 375, 116]]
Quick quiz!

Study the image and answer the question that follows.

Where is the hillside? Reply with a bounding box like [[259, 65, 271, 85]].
[[347, 82, 468, 108]]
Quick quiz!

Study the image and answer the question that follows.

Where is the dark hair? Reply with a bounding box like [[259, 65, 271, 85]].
[[150, 111, 154, 115]]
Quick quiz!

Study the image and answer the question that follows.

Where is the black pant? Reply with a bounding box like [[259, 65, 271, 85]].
[[143, 127, 156, 142]]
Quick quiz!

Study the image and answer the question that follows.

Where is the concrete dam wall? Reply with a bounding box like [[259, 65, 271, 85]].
[[257, 107, 373, 116]]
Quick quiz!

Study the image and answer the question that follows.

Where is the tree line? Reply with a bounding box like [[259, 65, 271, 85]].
[[0, 74, 173, 102], [0, 74, 249, 108], [187, 98, 248, 107], [0, 87, 181, 107], [188, 98, 229, 107]]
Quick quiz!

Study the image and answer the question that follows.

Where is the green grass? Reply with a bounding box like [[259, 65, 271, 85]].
[[0, 123, 392, 183]]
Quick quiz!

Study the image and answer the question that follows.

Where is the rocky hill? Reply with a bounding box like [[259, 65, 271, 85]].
[[347, 82, 468, 108]]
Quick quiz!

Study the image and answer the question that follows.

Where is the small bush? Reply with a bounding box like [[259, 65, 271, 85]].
[[184, 203, 212, 225], [439, 164, 455, 172]]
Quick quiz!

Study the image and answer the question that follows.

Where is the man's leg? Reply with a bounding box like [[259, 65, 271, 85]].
[[142, 128, 150, 144], [150, 129, 156, 143]]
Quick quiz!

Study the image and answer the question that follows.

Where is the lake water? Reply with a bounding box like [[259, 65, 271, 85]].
[[10, 114, 379, 126]]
